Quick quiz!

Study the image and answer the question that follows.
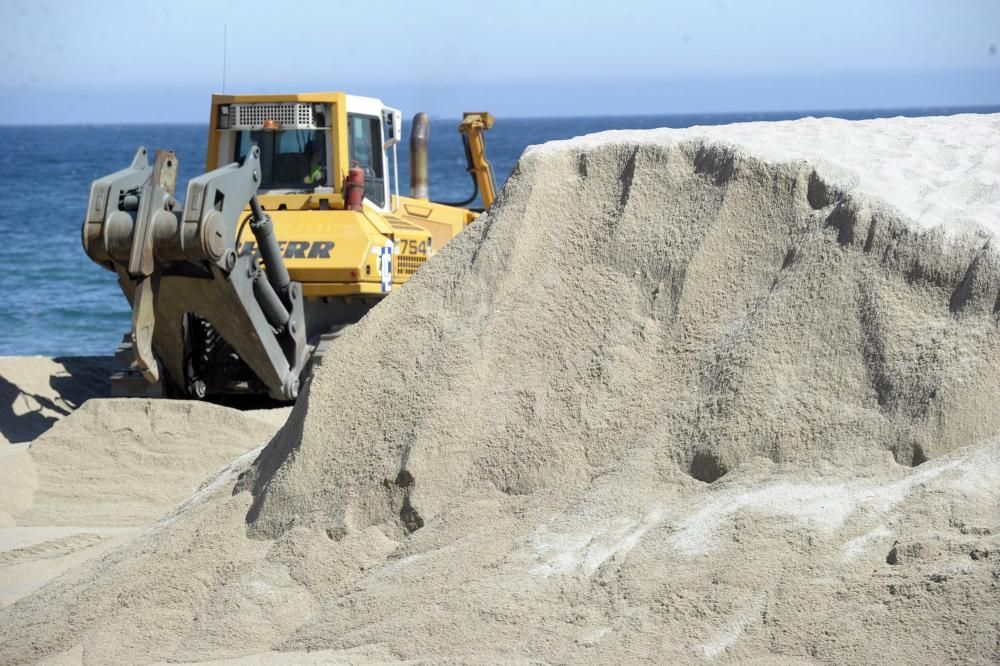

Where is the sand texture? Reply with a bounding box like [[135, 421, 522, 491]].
[[1, 114, 998, 664], [0, 359, 290, 606], [13, 399, 283, 527]]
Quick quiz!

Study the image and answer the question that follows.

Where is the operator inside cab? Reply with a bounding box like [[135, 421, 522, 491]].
[[233, 120, 328, 191], [302, 136, 325, 186]]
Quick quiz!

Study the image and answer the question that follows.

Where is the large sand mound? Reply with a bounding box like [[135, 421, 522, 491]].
[[2, 114, 999, 664]]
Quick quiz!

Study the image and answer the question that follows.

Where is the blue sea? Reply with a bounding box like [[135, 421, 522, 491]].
[[1, 106, 997, 357]]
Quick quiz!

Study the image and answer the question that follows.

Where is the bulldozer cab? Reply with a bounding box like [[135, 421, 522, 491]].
[[208, 92, 402, 210]]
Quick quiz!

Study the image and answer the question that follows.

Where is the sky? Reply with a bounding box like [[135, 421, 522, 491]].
[[1, 0, 998, 123]]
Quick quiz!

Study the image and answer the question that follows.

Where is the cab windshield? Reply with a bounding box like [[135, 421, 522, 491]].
[[233, 129, 327, 190]]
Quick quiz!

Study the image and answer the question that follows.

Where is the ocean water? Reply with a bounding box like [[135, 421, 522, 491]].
[[1, 106, 997, 357]]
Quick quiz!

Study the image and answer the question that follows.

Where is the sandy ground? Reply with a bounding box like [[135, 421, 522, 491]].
[[0, 356, 291, 607], [1, 114, 999, 664], [0, 356, 109, 446]]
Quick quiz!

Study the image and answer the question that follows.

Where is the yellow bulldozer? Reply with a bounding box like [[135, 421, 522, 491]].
[[82, 92, 496, 400]]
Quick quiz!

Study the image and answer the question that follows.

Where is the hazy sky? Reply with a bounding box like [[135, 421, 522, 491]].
[[2, 0, 998, 123]]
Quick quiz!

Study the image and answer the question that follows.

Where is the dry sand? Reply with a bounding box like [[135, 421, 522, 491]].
[[0, 356, 109, 446], [1, 114, 998, 664], [0, 358, 290, 606]]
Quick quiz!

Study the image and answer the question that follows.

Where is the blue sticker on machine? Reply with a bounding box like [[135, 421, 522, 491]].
[[375, 241, 393, 292]]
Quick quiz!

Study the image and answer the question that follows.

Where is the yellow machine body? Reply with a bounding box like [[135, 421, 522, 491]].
[[207, 92, 481, 299]]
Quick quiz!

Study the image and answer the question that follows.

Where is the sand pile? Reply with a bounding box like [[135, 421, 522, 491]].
[[8, 399, 282, 527], [0, 395, 287, 607], [2, 114, 999, 664]]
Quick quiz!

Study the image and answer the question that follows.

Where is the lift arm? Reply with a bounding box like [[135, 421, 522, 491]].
[[458, 112, 497, 209], [82, 146, 307, 400]]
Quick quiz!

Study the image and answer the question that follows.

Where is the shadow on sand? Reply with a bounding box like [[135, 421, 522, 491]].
[[0, 356, 109, 444]]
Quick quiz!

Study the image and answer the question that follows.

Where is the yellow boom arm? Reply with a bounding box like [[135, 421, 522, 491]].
[[459, 112, 497, 209]]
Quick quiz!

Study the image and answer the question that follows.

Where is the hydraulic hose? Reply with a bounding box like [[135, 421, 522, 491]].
[[438, 135, 479, 208]]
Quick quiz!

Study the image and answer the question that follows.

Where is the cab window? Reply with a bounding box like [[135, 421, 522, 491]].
[[347, 114, 385, 207], [234, 129, 327, 190]]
